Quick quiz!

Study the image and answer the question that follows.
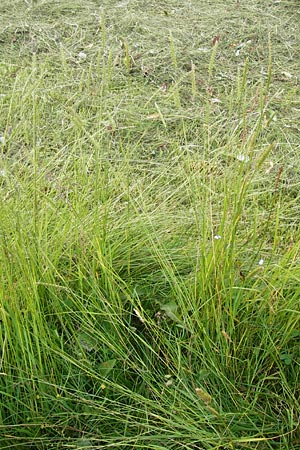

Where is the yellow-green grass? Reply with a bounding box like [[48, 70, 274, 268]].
[[0, 1, 299, 448]]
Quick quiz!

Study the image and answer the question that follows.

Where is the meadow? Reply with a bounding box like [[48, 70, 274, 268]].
[[0, 1, 299, 448]]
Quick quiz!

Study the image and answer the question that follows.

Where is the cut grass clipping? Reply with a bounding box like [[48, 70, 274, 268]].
[[0, 0, 299, 449]]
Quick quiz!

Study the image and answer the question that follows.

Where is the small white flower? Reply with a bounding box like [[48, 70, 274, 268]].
[[237, 154, 250, 162], [0, 169, 6, 177], [214, 235, 222, 240], [78, 51, 87, 60], [0, 136, 5, 145], [258, 259, 264, 266]]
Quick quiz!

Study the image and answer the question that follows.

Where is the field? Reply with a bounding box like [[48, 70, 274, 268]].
[[0, 1, 299, 448]]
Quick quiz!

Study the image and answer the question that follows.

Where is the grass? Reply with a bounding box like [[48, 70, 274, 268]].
[[0, 0, 299, 448]]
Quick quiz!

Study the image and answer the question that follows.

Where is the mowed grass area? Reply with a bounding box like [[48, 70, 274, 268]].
[[0, 0, 299, 448]]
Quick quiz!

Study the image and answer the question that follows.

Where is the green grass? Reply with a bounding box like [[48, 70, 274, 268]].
[[0, 0, 299, 449]]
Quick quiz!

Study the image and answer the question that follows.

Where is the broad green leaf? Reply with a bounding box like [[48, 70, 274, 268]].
[[161, 301, 180, 322], [97, 359, 117, 377]]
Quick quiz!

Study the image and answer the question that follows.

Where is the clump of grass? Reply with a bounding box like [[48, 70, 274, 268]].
[[0, 1, 299, 449]]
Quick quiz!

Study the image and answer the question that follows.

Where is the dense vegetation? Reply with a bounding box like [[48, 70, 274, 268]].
[[0, 1, 299, 448]]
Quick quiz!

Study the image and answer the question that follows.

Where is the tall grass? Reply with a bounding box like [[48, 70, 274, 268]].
[[0, 6, 299, 450]]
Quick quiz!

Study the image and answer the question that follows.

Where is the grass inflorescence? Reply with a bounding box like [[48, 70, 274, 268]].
[[0, 0, 299, 449]]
